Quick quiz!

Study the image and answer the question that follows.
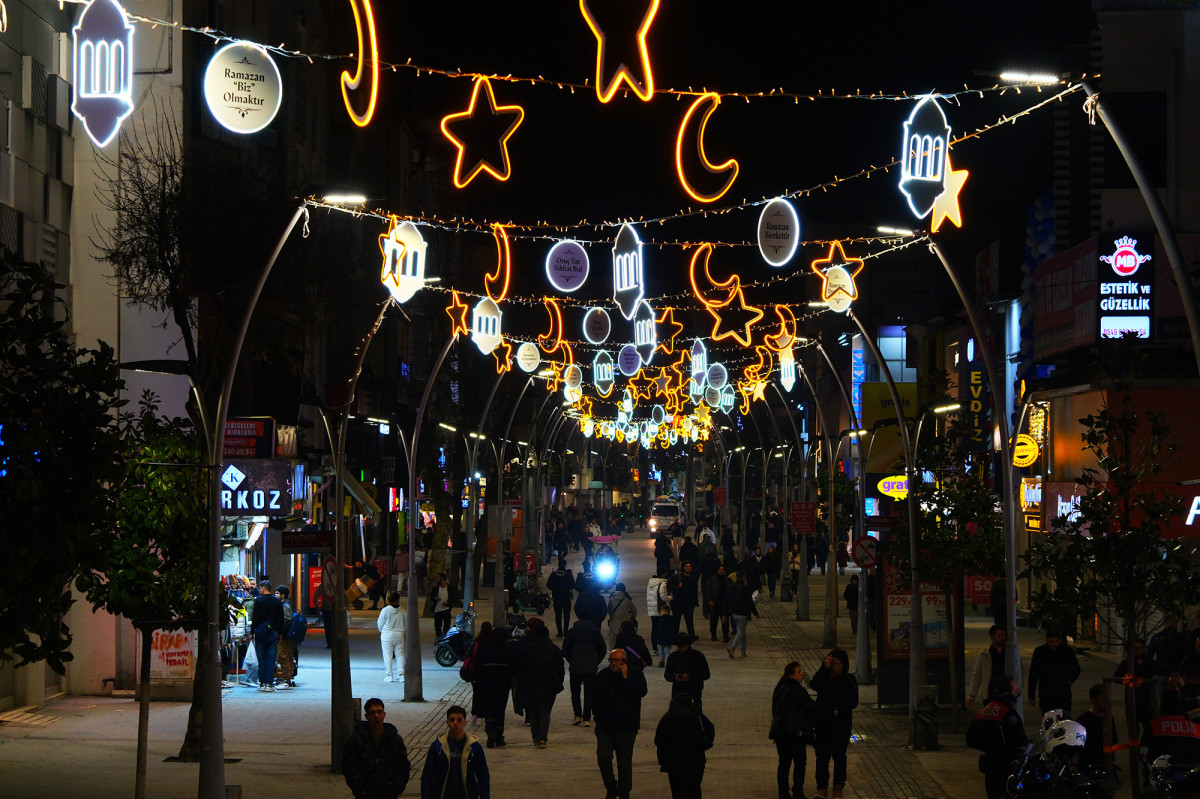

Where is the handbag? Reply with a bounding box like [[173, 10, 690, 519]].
[[797, 717, 816, 746]]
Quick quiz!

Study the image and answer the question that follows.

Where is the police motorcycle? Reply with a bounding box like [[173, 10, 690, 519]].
[[591, 540, 620, 591], [1141, 714, 1200, 799], [1007, 712, 1113, 799]]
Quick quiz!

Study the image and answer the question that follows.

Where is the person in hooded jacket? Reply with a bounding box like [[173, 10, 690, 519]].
[[473, 627, 515, 748], [770, 662, 827, 799], [421, 705, 490, 799], [606, 583, 637, 649], [646, 569, 671, 652], [343, 697, 411, 799], [563, 617, 607, 726], [810, 648, 858, 798], [654, 532, 674, 575], [653, 693, 715, 799], [516, 624, 564, 748]]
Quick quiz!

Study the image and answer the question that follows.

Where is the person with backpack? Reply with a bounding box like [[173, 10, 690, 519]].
[[274, 585, 298, 689], [653, 693, 715, 799], [377, 590, 405, 684], [562, 616, 607, 726], [606, 583, 637, 650]]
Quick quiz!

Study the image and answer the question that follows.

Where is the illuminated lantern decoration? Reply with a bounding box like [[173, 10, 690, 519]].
[[621, 389, 634, 415], [72, 0, 134, 148], [583, 307, 612, 344], [440, 76, 526, 188], [810, 241, 864, 314], [618, 344, 641, 377], [757, 198, 800, 267], [340, 0, 379, 127], [445, 291, 471, 337], [612, 223, 644, 320], [379, 218, 428, 304], [899, 96, 951, 219], [633, 300, 658, 366], [485, 224, 513, 303], [516, 342, 541, 373], [719, 386, 736, 412], [651, 405, 666, 426], [579, 0, 659, 103], [471, 297, 502, 354], [779, 347, 796, 392], [546, 240, 590, 293], [689, 339, 708, 394], [493, 339, 513, 374], [689, 243, 762, 346], [593, 350, 615, 396], [675, 92, 739, 203]]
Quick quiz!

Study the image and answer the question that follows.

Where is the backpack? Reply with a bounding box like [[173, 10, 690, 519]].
[[286, 610, 308, 643]]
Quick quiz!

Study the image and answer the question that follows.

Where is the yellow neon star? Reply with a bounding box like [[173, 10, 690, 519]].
[[654, 307, 685, 356], [751, 378, 768, 403], [652, 366, 673, 397], [579, 0, 660, 103], [694, 403, 712, 427], [810, 241, 864, 306], [440, 76, 526, 188], [930, 155, 968, 233], [627, 369, 654, 403], [492, 337, 513, 373], [544, 362, 564, 394], [446, 290, 470, 337], [577, 395, 594, 418], [707, 283, 764, 347]]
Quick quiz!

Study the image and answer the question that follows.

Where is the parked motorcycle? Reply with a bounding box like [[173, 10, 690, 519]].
[[434, 605, 476, 667], [1008, 715, 1113, 799], [1140, 714, 1200, 799]]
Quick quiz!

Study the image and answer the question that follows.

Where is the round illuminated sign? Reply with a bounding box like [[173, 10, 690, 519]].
[[564, 364, 583, 389], [706, 363, 728, 390], [757, 197, 800, 267], [618, 344, 641, 376], [545, 240, 590, 293], [877, 475, 908, 500], [651, 405, 666, 425], [204, 42, 283, 134], [1012, 433, 1040, 468], [704, 385, 721, 407], [582, 307, 611, 344], [516, 342, 541, 373]]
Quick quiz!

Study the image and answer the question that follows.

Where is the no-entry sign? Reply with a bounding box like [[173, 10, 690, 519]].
[[852, 536, 878, 568]]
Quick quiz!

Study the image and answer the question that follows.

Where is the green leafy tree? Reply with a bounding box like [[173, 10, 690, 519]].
[[76, 391, 206, 798], [0, 254, 125, 672]]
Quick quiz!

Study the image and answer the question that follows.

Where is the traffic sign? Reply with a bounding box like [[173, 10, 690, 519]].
[[852, 536, 878, 568], [791, 501, 816, 535], [320, 554, 338, 600]]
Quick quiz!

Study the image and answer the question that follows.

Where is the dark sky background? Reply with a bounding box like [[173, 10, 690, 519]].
[[325, 1, 1095, 356]]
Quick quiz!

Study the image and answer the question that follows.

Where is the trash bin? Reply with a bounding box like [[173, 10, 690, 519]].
[[913, 684, 938, 750]]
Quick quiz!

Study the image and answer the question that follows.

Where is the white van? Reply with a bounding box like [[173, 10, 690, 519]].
[[648, 502, 683, 534]]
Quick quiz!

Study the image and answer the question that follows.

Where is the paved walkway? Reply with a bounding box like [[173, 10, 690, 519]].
[[0, 531, 1131, 798]]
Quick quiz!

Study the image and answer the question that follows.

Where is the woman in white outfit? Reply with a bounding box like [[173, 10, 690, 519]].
[[377, 591, 405, 682]]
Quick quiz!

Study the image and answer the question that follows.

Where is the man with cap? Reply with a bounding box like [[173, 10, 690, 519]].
[[663, 632, 711, 710]]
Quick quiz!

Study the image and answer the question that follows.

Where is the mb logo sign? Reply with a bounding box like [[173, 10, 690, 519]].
[[220, 460, 292, 517]]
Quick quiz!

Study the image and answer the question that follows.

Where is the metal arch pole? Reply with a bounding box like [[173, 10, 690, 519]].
[[496, 376, 536, 476], [927, 240, 1021, 712], [464, 371, 508, 608], [199, 202, 308, 799], [847, 308, 924, 743], [1081, 81, 1200, 379], [793, 363, 832, 624], [330, 299, 390, 768], [746, 411, 767, 562], [404, 334, 459, 702]]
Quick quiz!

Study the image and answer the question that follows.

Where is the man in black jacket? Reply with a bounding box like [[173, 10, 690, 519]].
[[669, 561, 700, 640], [517, 625, 565, 748], [664, 633, 711, 710], [594, 648, 648, 799], [342, 698, 411, 799], [250, 580, 285, 691], [546, 559, 575, 638], [1027, 630, 1082, 715]]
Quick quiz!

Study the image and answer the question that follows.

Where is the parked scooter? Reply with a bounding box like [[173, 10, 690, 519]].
[[434, 605, 476, 667]]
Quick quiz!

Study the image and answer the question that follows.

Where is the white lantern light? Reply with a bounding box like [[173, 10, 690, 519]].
[[379, 219, 428, 304], [471, 297, 502, 354]]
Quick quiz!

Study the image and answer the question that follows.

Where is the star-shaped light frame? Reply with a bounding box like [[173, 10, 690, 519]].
[[446, 290, 470, 336], [930, 154, 968, 233], [810, 241, 865, 310], [579, 0, 660, 103], [654, 306, 685, 356], [492, 337, 513, 374], [440, 76, 526, 188], [708, 284, 764, 347]]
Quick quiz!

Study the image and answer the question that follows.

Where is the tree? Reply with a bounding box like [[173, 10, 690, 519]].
[[76, 391, 207, 799], [889, 417, 1005, 731], [0, 254, 125, 672], [1022, 348, 1200, 796]]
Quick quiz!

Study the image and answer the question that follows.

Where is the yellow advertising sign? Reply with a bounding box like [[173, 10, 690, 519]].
[[877, 474, 908, 500], [1012, 433, 1040, 468]]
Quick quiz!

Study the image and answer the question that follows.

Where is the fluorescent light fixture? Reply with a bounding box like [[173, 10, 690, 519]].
[[999, 71, 1059, 85], [438, 422, 457, 432], [877, 226, 915, 236], [323, 193, 368, 205], [807, 301, 827, 308], [469, 432, 485, 439], [933, 403, 962, 414], [367, 416, 390, 424]]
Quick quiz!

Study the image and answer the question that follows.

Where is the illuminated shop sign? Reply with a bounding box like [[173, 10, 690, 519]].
[[1097, 236, 1154, 340]]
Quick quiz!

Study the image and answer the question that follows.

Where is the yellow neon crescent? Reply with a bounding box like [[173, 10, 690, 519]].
[[748, 345, 774, 381], [485, 224, 512, 303], [538, 297, 565, 354], [688, 243, 739, 309], [675, 92, 739, 203], [765, 304, 797, 352], [340, 0, 379, 127]]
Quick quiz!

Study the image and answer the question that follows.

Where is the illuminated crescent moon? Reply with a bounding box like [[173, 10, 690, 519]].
[[485, 224, 512, 303], [765, 304, 797, 352], [748, 345, 774, 381], [688, 243, 739, 308], [340, 0, 379, 127], [675, 92, 739, 203], [538, 297, 565, 354]]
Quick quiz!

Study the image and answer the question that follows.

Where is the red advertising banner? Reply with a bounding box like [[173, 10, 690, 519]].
[[966, 574, 997, 605], [790, 501, 816, 535], [881, 562, 949, 659], [714, 487, 728, 507], [307, 566, 325, 611]]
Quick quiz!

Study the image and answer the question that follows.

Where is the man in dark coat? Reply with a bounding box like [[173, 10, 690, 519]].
[[517, 625, 564, 748], [967, 677, 1028, 799], [702, 563, 730, 643], [669, 561, 700, 640], [563, 618, 607, 726], [664, 633, 711, 710], [474, 627, 514, 748], [546, 558, 575, 637], [654, 694, 715, 799], [574, 575, 608, 627], [250, 580, 285, 691], [342, 698, 411, 799], [594, 648, 648, 799], [678, 536, 700, 567], [1027, 630, 1082, 715]]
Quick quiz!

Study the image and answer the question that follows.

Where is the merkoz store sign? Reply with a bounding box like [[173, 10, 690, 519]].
[[1098, 236, 1154, 340], [220, 459, 292, 516]]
